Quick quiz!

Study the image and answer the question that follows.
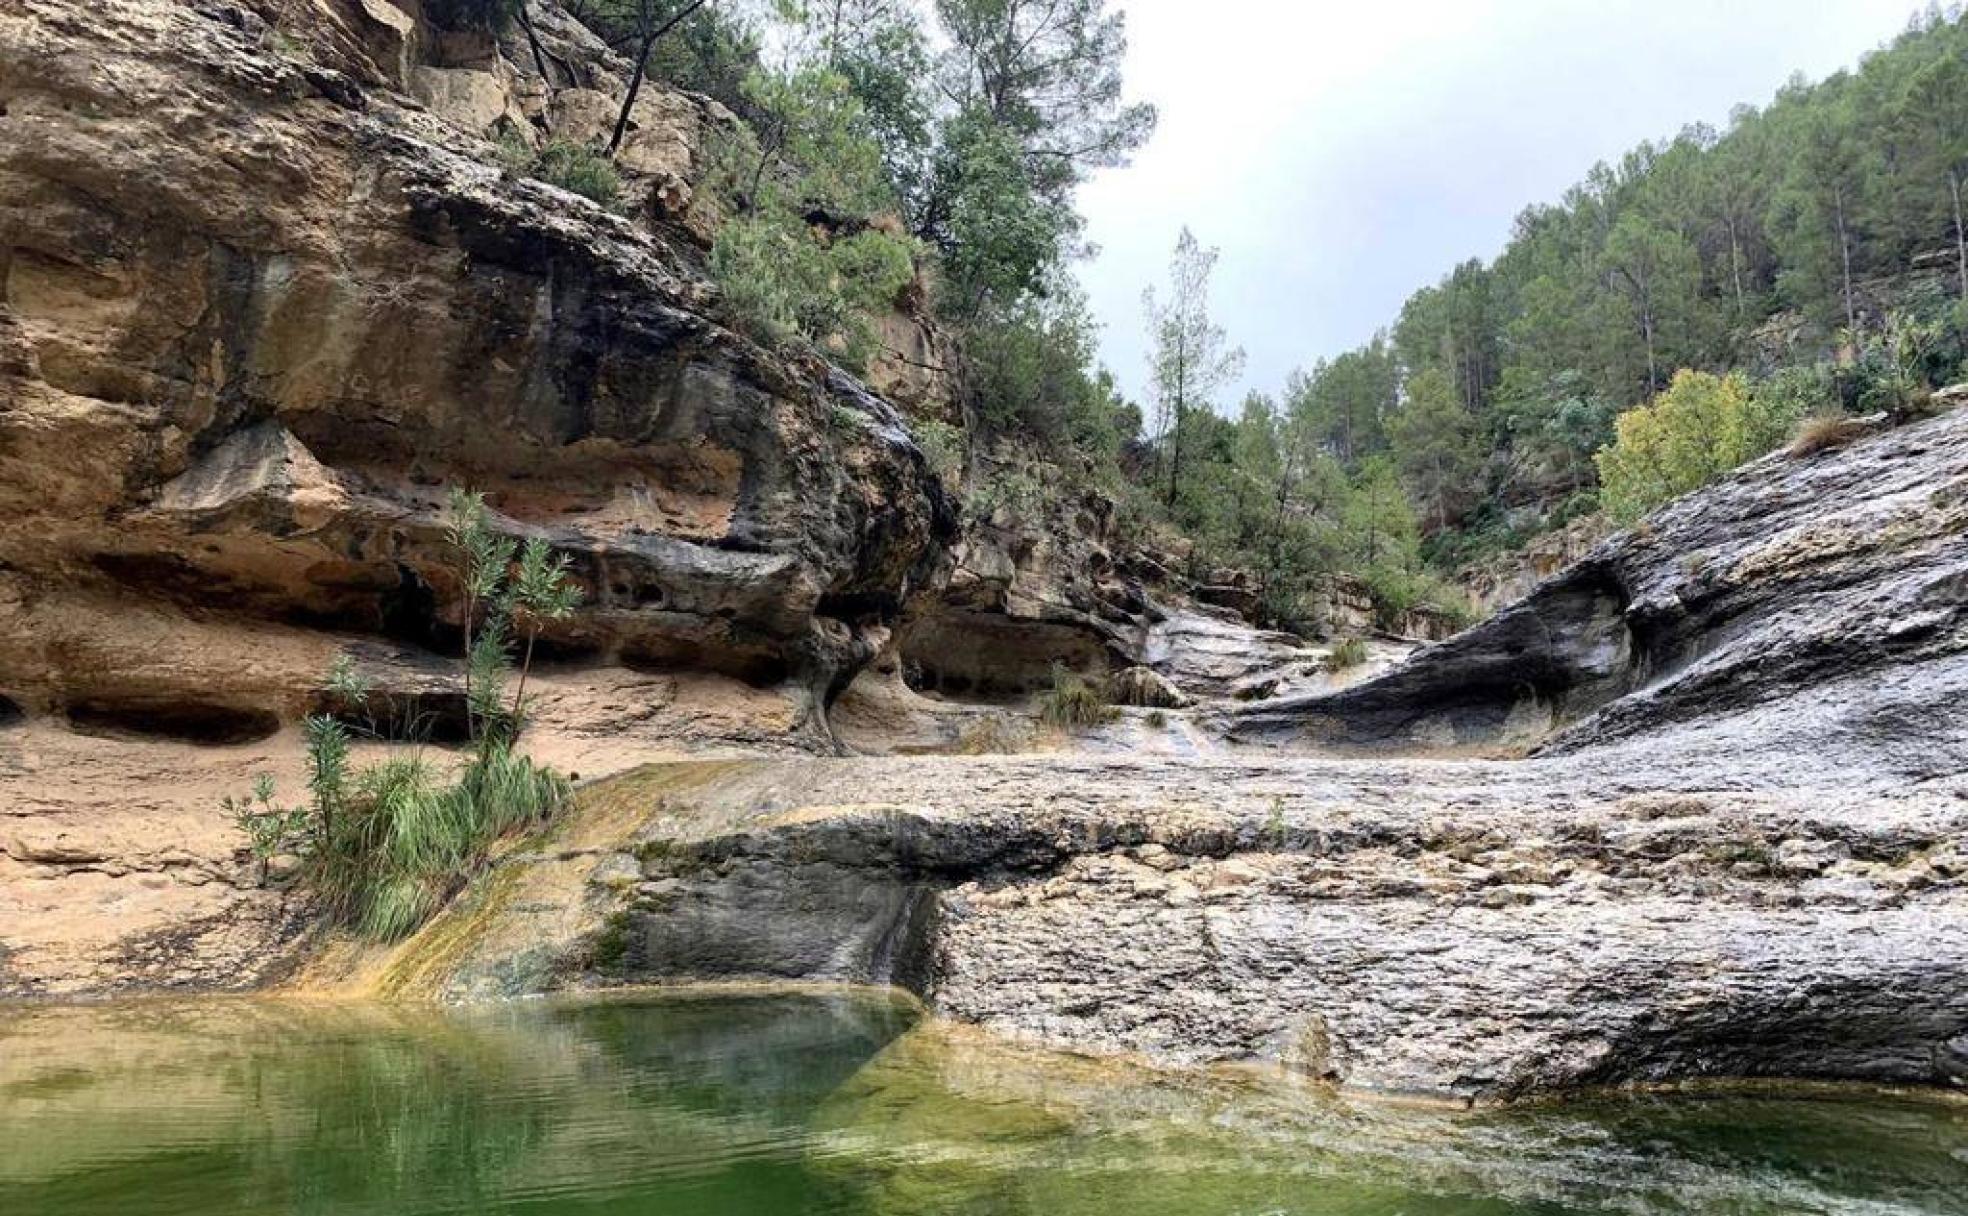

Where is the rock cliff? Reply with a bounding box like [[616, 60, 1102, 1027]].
[[0, 0, 959, 992], [0, 0, 952, 731], [0, 0, 1358, 995], [6, 0, 1965, 1110]]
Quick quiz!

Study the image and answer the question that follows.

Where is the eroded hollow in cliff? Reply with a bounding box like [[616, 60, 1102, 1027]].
[[0, 693, 24, 726], [314, 689, 475, 745], [65, 698, 281, 745], [897, 612, 1113, 698]]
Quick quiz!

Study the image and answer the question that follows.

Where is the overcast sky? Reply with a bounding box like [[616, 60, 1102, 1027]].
[[1076, 0, 1925, 408]]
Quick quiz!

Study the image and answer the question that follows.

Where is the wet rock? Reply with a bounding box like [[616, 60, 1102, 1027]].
[[1229, 406, 1968, 765]]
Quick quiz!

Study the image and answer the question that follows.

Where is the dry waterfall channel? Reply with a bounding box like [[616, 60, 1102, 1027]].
[[357, 404, 1968, 1104], [0, 0, 1965, 1125]]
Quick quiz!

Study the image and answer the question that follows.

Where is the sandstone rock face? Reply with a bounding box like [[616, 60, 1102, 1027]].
[[1457, 514, 1610, 618], [398, 752, 1968, 1102], [0, 0, 951, 729], [0, 0, 954, 992], [887, 459, 1389, 708]]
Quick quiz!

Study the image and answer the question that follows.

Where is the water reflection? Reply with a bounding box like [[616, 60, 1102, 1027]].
[[0, 991, 1962, 1215]]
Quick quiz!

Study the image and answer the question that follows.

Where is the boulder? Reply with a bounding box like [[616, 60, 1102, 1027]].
[[1105, 666, 1189, 709]]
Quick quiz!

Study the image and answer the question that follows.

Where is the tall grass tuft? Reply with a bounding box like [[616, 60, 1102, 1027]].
[[1036, 665, 1116, 730], [289, 745, 572, 943], [1327, 636, 1370, 671], [1787, 412, 1871, 458]]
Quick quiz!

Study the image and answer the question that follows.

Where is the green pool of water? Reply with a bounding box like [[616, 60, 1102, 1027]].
[[2, 990, 1964, 1214]]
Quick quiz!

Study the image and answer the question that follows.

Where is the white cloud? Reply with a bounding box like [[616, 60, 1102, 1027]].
[[1077, 0, 1923, 408]]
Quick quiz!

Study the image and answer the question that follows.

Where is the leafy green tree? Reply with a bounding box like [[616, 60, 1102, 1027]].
[[1144, 227, 1245, 507], [1769, 90, 1868, 332], [931, 109, 1076, 314], [1343, 455, 1421, 572], [1288, 337, 1398, 466], [1602, 213, 1705, 394], [806, 0, 933, 198], [931, 0, 1155, 202], [1592, 369, 1797, 521], [962, 282, 1131, 456], [446, 488, 517, 742], [508, 538, 583, 723], [1394, 260, 1498, 415], [915, 0, 1154, 304]]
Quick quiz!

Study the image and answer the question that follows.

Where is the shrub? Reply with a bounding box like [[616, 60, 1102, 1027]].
[[963, 468, 1046, 520], [708, 214, 914, 369], [530, 140, 621, 206], [1326, 636, 1369, 671], [1360, 564, 1473, 633], [910, 417, 966, 485], [492, 133, 621, 207], [222, 774, 308, 887], [221, 486, 578, 940], [246, 724, 572, 943], [1787, 412, 1870, 458], [1036, 665, 1116, 730]]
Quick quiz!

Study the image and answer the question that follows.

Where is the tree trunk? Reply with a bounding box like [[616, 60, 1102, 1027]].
[[1164, 340, 1188, 507], [1726, 216, 1746, 312], [1641, 302, 1658, 392], [459, 573, 476, 740], [517, 3, 556, 126], [606, 0, 710, 157], [1951, 167, 1967, 305], [511, 629, 537, 726], [607, 36, 653, 156], [1165, 406, 1183, 507], [1835, 185, 1857, 335]]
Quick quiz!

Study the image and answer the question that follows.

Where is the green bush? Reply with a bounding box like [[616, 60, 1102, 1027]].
[[222, 486, 578, 941], [709, 215, 914, 369], [1593, 370, 1798, 523], [963, 468, 1046, 520], [909, 417, 966, 485], [1358, 563, 1471, 632], [530, 140, 622, 206]]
